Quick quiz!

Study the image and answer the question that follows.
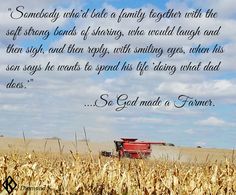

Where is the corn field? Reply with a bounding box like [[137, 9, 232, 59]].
[[0, 152, 235, 195]]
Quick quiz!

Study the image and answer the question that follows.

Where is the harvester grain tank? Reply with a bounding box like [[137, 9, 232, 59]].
[[114, 138, 167, 159]]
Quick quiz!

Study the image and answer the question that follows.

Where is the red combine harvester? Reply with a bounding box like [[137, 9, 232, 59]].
[[113, 138, 167, 159]]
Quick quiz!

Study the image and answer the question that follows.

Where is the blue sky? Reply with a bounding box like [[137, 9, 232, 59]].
[[0, 0, 235, 149]]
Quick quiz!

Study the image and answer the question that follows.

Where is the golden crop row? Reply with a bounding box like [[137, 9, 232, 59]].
[[0, 152, 235, 195]]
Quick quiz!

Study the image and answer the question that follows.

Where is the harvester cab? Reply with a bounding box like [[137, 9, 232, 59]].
[[114, 140, 123, 151]]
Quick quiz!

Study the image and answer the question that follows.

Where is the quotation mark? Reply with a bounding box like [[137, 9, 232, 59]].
[[24, 79, 34, 89], [3, 176, 17, 194]]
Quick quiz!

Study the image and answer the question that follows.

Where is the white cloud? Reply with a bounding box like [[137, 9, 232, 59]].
[[156, 80, 236, 99], [184, 128, 195, 134], [189, 0, 236, 18], [197, 116, 225, 126], [197, 117, 236, 127], [0, 104, 20, 111], [0, 92, 32, 99]]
